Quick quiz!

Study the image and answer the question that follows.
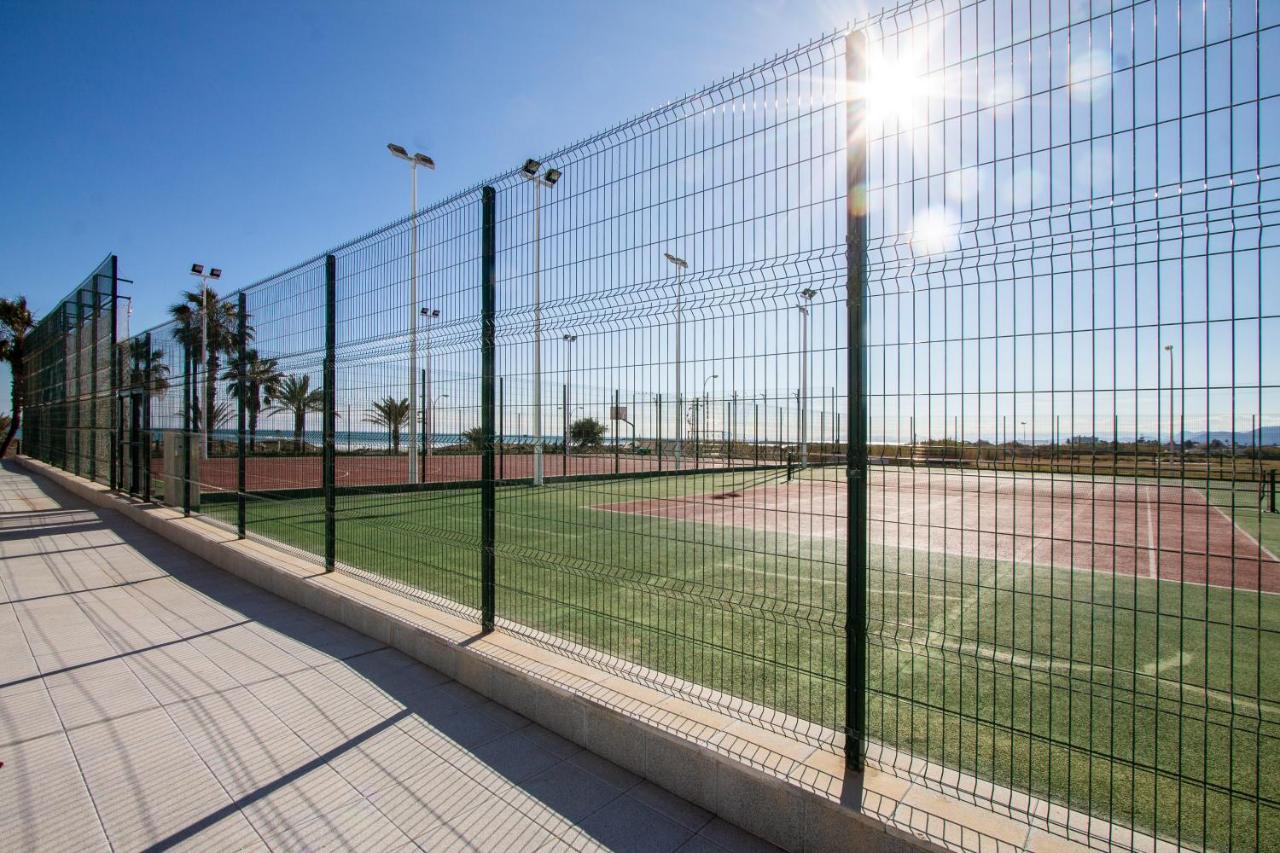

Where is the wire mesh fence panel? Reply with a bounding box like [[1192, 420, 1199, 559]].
[[488, 33, 851, 743], [22, 255, 119, 484], [328, 192, 487, 613], [860, 0, 1278, 849]]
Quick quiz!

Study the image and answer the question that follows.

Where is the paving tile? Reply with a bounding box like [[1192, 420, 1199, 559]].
[[519, 757, 629, 822], [630, 780, 715, 832], [574, 792, 697, 853], [0, 682, 63, 746], [466, 728, 568, 785], [68, 707, 258, 850], [163, 687, 319, 798], [45, 665, 158, 728], [124, 640, 243, 704], [695, 817, 783, 853], [250, 794, 415, 851], [417, 793, 566, 853], [0, 731, 109, 850]]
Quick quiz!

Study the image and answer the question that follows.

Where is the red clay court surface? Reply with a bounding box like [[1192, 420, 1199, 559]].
[[170, 453, 753, 493], [600, 468, 1280, 594]]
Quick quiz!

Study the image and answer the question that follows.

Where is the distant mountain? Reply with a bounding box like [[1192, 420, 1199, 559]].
[[1183, 426, 1280, 447]]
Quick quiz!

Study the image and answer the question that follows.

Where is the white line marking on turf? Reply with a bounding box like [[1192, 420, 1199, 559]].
[[1144, 486, 1159, 579]]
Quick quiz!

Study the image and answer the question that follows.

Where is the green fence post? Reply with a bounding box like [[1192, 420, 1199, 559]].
[[237, 292, 248, 539], [88, 286, 98, 483], [143, 333, 152, 503], [110, 257, 120, 491], [844, 28, 869, 771], [480, 186, 497, 631], [183, 343, 192, 516], [324, 255, 337, 570]]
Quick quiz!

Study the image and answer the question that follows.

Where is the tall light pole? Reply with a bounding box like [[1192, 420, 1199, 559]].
[[563, 333, 577, 459], [1164, 343, 1175, 453], [420, 307, 440, 479], [388, 143, 436, 484], [663, 253, 688, 470], [798, 287, 817, 465], [521, 159, 563, 486], [189, 263, 221, 459]]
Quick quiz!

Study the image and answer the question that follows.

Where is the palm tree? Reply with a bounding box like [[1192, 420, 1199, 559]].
[[223, 349, 282, 449], [366, 397, 412, 454], [126, 338, 169, 398], [0, 296, 34, 457], [168, 288, 250, 441], [265, 374, 324, 453]]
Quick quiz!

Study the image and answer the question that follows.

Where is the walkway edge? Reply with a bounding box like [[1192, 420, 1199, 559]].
[[18, 457, 1094, 853]]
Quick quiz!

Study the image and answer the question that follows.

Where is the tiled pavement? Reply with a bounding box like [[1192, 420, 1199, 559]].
[[0, 462, 779, 852]]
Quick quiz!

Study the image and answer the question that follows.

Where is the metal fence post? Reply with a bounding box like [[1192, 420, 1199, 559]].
[[88, 283, 99, 483], [237, 292, 248, 538], [183, 343, 192, 516], [480, 186, 497, 631], [143, 333, 152, 503], [324, 255, 337, 569], [844, 28, 869, 771], [110, 257, 119, 491], [499, 376, 505, 481]]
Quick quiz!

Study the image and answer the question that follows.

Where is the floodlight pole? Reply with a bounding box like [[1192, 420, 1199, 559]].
[[799, 288, 816, 466], [422, 308, 440, 480], [664, 253, 688, 471], [409, 164, 420, 484], [563, 334, 577, 464], [534, 177, 544, 484], [189, 265, 221, 460], [388, 144, 435, 484], [521, 163, 560, 486]]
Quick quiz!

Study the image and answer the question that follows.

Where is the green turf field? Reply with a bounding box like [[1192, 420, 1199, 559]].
[[203, 468, 1279, 850]]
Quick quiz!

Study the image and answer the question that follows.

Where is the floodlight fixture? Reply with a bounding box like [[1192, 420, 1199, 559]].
[[522, 158, 542, 177], [800, 287, 817, 300], [387, 143, 409, 160], [544, 167, 563, 185], [664, 253, 688, 269], [209, 268, 222, 279], [563, 333, 577, 342], [413, 153, 436, 169], [421, 307, 440, 318], [190, 263, 204, 275]]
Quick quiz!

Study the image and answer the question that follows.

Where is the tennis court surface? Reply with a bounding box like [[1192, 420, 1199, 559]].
[[600, 467, 1280, 593]]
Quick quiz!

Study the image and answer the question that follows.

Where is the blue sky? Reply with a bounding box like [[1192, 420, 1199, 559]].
[[0, 0, 865, 330], [3, 0, 1275, 445], [0, 0, 875, 411]]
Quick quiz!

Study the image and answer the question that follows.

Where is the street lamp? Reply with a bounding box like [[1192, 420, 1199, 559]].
[[798, 287, 817, 465], [189, 263, 222, 459], [420, 307, 440, 480], [563, 333, 577, 462], [664, 252, 688, 470], [522, 158, 563, 486], [1164, 344, 1175, 453], [388, 142, 436, 484]]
